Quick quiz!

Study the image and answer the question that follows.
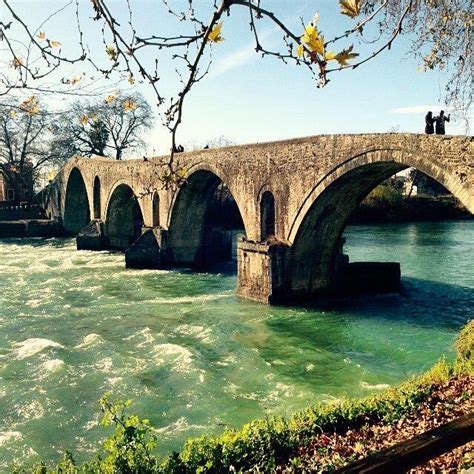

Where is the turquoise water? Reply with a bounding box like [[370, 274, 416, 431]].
[[0, 221, 472, 469]]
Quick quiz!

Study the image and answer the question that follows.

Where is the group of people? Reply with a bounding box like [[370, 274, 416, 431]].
[[425, 110, 450, 135]]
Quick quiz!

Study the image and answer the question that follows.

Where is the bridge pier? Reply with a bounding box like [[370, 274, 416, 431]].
[[77, 219, 104, 250], [125, 227, 168, 269], [236, 239, 288, 304], [236, 237, 401, 304]]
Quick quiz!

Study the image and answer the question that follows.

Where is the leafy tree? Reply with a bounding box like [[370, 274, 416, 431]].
[[0, 98, 65, 194], [0, 0, 471, 162], [407, 169, 449, 197], [51, 92, 153, 161]]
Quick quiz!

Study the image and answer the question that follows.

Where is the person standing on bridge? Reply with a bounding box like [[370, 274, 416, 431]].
[[434, 110, 450, 135], [424, 111, 435, 134]]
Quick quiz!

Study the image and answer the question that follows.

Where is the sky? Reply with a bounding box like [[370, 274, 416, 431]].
[[1, 1, 471, 156]]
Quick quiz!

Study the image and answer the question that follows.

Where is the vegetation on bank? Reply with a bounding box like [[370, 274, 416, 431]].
[[350, 178, 470, 224], [15, 322, 473, 473]]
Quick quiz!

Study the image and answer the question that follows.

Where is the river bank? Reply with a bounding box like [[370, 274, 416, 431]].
[[349, 196, 471, 224]]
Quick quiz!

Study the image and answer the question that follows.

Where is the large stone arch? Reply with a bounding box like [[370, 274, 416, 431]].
[[63, 167, 90, 235], [288, 148, 473, 243], [104, 182, 144, 250], [286, 148, 473, 296], [167, 168, 246, 268]]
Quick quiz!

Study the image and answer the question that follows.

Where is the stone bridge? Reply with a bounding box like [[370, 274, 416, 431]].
[[41, 133, 474, 303]]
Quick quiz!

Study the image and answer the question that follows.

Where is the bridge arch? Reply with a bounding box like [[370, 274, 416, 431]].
[[167, 168, 246, 268], [63, 167, 90, 235], [104, 182, 144, 250], [286, 148, 473, 295]]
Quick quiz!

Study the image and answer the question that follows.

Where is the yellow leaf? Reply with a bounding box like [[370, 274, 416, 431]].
[[339, 0, 360, 18], [335, 45, 359, 66], [128, 74, 135, 85], [353, 441, 365, 454], [12, 57, 24, 69], [37, 31, 46, 40], [105, 93, 117, 104], [80, 115, 89, 125], [123, 98, 137, 112], [9, 110, 17, 118], [301, 24, 317, 44], [106, 45, 118, 61], [301, 24, 324, 56], [69, 76, 82, 86], [50, 40, 62, 48], [324, 50, 337, 61], [20, 95, 40, 116], [296, 44, 305, 58], [208, 22, 224, 43]]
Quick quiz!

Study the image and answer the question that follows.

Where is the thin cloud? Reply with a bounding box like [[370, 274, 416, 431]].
[[208, 28, 274, 79], [390, 105, 450, 115], [208, 44, 257, 79]]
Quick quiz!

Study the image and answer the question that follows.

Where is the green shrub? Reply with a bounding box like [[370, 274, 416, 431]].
[[456, 320, 473, 365]]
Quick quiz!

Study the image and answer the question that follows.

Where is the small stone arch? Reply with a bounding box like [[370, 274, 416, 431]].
[[93, 176, 101, 219], [104, 183, 144, 250], [152, 192, 160, 227], [63, 167, 90, 235], [260, 190, 276, 240]]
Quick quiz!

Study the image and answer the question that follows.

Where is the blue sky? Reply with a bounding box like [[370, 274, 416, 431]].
[[1, 1, 470, 155]]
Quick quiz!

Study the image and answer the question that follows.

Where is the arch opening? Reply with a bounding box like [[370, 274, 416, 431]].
[[152, 192, 160, 227], [105, 184, 144, 250], [260, 191, 275, 240], [63, 168, 90, 235], [167, 170, 245, 269], [93, 176, 101, 219]]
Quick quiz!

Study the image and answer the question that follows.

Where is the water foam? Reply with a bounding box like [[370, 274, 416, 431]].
[[41, 359, 65, 373], [360, 381, 391, 390], [175, 324, 214, 344], [153, 343, 195, 372], [15, 400, 44, 421], [144, 293, 231, 305], [75, 333, 104, 349], [13, 338, 64, 360], [0, 431, 22, 446]]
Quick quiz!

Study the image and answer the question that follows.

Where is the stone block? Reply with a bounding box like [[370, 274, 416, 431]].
[[125, 227, 167, 269], [76, 219, 104, 250]]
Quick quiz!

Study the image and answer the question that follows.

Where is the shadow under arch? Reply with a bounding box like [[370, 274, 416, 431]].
[[64, 167, 90, 235], [104, 183, 144, 250], [167, 169, 245, 268]]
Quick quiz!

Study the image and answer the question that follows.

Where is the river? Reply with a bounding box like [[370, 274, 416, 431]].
[[0, 220, 472, 469]]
